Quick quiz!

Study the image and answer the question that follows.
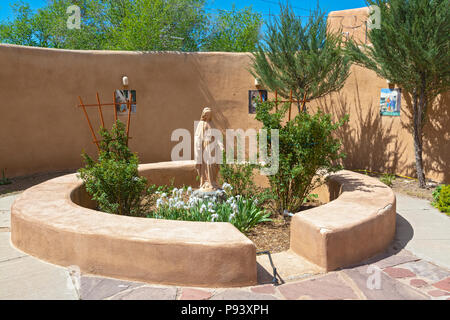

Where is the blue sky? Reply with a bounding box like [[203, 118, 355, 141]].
[[0, 0, 368, 22]]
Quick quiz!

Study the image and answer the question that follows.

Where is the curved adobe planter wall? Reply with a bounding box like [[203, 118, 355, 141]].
[[290, 170, 396, 271], [11, 161, 395, 287], [11, 160, 257, 287]]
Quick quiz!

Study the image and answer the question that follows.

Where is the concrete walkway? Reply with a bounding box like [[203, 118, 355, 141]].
[[395, 194, 450, 269], [0, 192, 449, 300]]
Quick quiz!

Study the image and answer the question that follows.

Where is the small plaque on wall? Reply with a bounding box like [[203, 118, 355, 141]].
[[248, 90, 267, 114], [380, 88, 401, 116], [115, 90, 137, 114]]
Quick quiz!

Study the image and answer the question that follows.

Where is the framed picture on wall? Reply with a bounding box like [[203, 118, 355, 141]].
[[248, 90, 267, 114], [380, 88, 401, 116], [115, 90, 137, 114]]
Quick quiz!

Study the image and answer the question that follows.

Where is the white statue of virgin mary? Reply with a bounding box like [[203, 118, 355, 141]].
[[194, 107, 223, 192]]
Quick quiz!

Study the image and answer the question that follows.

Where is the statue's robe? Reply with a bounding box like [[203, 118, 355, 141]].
[[194, 120, 222, 191]]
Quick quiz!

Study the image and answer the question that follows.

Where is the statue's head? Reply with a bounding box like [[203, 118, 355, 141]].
[[200, 107, 212, 121]]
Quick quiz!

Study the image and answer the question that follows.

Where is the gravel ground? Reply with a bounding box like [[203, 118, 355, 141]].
[[0, 170, 76, 197]]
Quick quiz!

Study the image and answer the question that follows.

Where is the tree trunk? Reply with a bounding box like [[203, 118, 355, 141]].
[[412, 86, 426, 188], [296, 100, 307, 112], [413, 128, 426, 188]]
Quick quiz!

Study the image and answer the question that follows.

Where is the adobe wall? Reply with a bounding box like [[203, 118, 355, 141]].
[[0, 44, 261, 178], [0, 7, 448, 183]]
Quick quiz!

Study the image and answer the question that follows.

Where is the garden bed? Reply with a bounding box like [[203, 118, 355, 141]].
[[246, 204, 321, 253]]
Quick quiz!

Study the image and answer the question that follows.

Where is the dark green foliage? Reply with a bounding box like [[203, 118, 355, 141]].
[[219, 152, 274, 209], [219, 151, 257, 197], [345, 0, 450, 187], [256, 100, 348, 213], [78, 120, 149, 216], [251, 2, 350, 111]]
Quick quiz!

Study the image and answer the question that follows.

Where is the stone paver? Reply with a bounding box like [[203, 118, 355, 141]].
[[250, 284, 277, 295], [383, 267, 416, 279], [0, 233, 27, 263], [399, 260, 450, 282], [277, 273, 358, 300], [0, 254, 78, 299], [80, 276, 143, 300], [0, 210, 10, 230], [110, 286, 177, 300], [0, 192, 448, 300], [342, 265, 429, 300], [432, 277, 450, 292], [210, 289, 278, 300], [409, 279, 428, 288], [427, 290, 448, 297], [179, 288, 213, 300], [362, 244, 419, 269], [0, 195, 17, 211], [256, 250, 322, 283]]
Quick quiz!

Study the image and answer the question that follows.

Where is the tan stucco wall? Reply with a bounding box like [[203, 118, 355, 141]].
[[0, 44, 262, 178], [1, 7, 449, 183], [325, 7, 450, 183], [327, 7, 370, 44]]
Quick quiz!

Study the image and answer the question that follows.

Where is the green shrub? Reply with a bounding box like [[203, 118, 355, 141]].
[[219, 152, 257, 197], [219, 152, 275, 210], [78, 120, 149, 216], [148, 186, 271, 233], [434, 185, 450, 214], [432, 185, 442, 204], [380, 173, 396, 187], [256, 101, 348, 213]]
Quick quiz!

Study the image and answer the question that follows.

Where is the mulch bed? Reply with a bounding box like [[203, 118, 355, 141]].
[[245, 204, 320, 253]]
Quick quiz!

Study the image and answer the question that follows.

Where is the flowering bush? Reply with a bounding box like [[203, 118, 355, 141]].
[[147, 183, 271, 233]]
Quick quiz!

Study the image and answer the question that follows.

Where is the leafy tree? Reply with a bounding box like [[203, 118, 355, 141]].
[[345, 0, 450, 188], [202, 5, 262, 52], [256, 100, 348, 213], [251, 2, 350, 112], [0, 0, 261, 52], [0, 2, 38, 46], [1, 0, 115, 49], [109, 0, 207, 51]]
